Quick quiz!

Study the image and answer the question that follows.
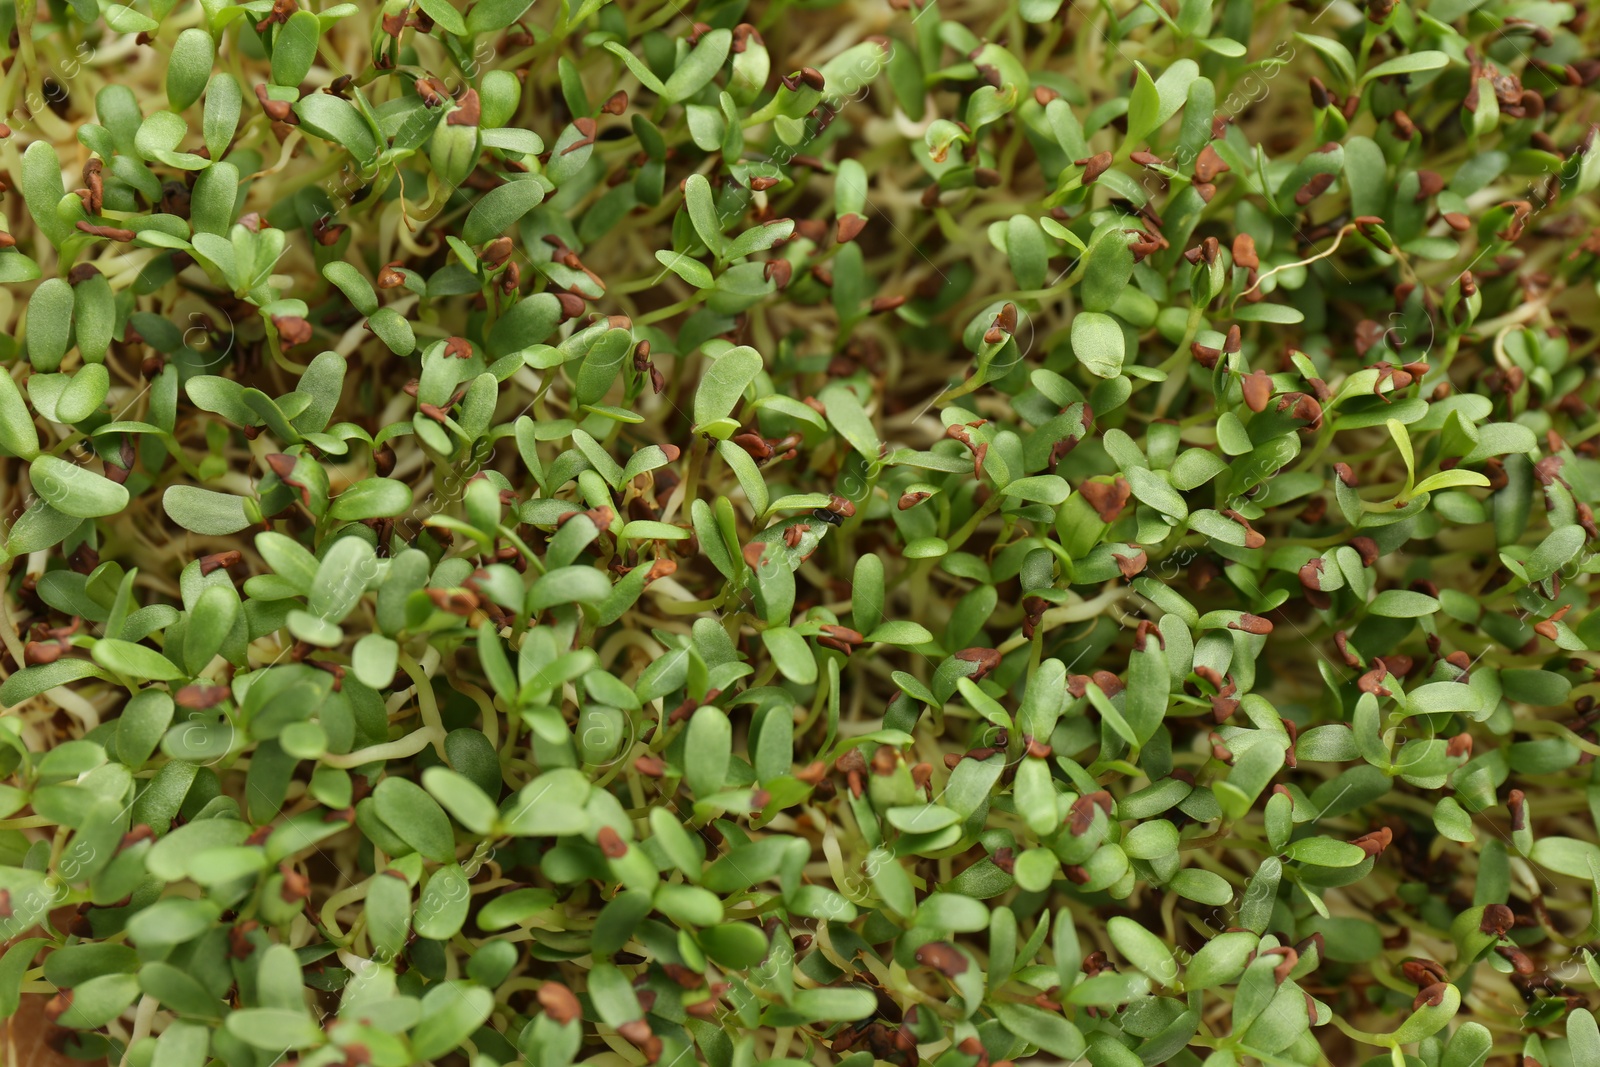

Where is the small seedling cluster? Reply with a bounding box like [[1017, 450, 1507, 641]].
[[1, 1, 1600, 1066]]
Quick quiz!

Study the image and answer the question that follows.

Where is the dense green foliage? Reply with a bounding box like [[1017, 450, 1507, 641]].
[[2, 0, 1600, 1065]]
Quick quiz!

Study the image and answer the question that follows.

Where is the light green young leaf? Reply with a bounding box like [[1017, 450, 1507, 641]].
[[1071, 312, 1125, 378], [1362, 51, 1450, 85], [693, 346, 763, 427], [663, 29, 732, 104], [463, 178, 547, 245], [31, 455, 129, 519], [163, 486, 252, 534], [683, 174, 726, 257]]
